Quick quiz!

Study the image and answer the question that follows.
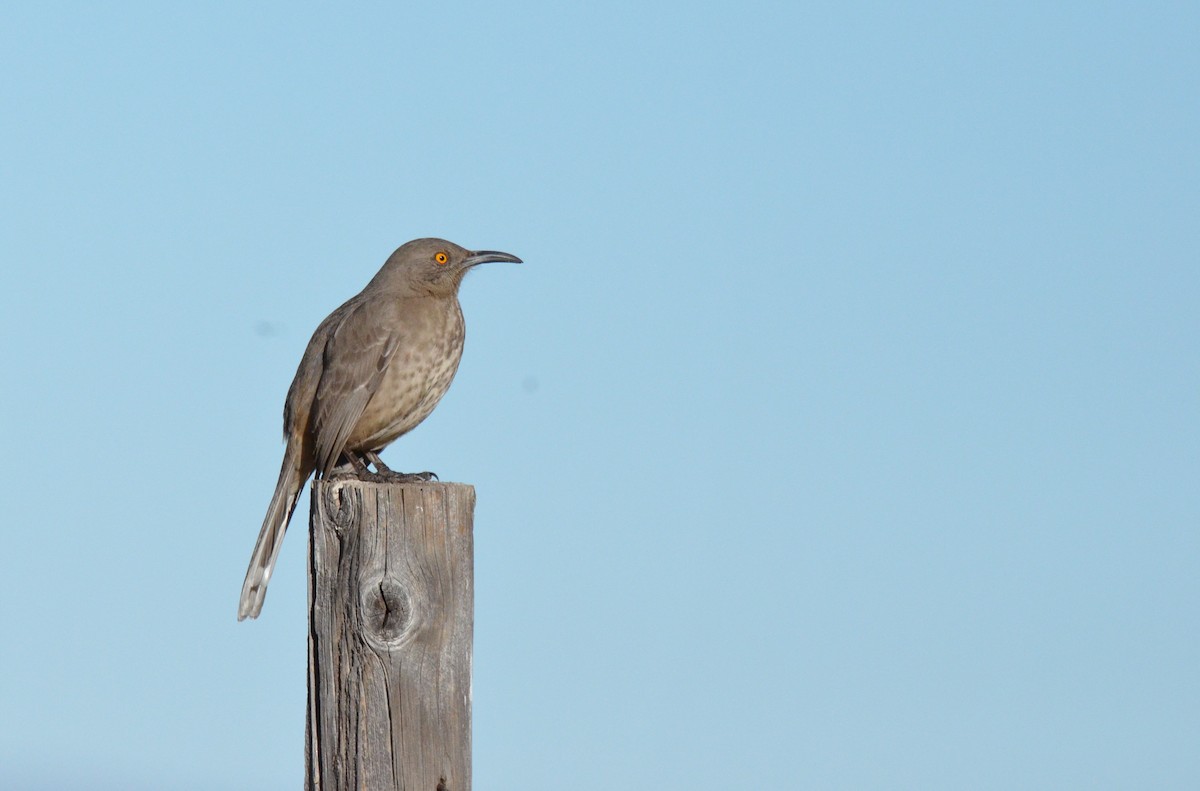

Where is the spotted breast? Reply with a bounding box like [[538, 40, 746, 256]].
[[348, 296, 466, 453]]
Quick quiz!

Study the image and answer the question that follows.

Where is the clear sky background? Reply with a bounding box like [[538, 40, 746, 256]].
[[1, 2, 1197, 789]]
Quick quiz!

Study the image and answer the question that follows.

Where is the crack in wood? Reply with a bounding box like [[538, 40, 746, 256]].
[[308, 480, 475, 791]]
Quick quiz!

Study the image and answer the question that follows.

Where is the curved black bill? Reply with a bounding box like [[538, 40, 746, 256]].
[[463, 250, 523, 267]]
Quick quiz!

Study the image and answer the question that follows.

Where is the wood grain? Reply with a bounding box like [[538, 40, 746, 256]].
[[306, 480, 475, 791]]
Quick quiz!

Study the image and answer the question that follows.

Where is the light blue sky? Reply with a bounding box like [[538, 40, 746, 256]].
[[2, 2, 1197, 789]]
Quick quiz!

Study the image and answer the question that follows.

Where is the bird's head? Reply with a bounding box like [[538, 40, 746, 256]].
[[376, 237, 522, 295]]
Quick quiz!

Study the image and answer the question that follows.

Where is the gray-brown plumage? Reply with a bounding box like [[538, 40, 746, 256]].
[[238, 238, 521, 621]]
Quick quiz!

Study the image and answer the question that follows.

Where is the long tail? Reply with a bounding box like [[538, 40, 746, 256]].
[[238, 444, 305, 620]]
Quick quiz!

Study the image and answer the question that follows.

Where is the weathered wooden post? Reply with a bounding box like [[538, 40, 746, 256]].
[[306, 479, 475, 791]]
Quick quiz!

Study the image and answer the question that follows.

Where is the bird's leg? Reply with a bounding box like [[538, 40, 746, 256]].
[[348, 452, 375, 479], [363, 451, 393, 475], [325, 451, 437, 483], [364, 451, 439, 483], [324, 454, 369, 482]]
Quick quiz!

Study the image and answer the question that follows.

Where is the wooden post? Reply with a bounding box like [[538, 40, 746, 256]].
[[306, 480, 475, 791]]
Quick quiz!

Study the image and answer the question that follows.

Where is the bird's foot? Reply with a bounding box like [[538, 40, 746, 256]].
[[368, 469, 439, 484], [322, 467, 437, 484], [363, 451, 438, 483]]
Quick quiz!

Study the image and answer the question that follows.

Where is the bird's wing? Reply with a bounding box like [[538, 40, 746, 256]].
[[311, 298, 402, 476]]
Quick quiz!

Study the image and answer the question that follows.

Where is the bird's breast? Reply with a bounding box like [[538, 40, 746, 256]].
[[349, 301, 466, 451]]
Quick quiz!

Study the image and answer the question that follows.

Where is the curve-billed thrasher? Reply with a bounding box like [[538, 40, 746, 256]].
[[238, 237, 521, 621]]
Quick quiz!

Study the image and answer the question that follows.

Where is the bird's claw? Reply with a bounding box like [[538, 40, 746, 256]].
[[377, 470, 438, 483], [361, 452, 437, 483], [323, 470, 438, 485]]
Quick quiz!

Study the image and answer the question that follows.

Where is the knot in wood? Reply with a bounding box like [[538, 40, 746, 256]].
[[361, 577, 414, 644], [320, 480, 363, 533]]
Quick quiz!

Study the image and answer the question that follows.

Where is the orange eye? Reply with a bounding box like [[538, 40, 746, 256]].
[[435, 252, 449, 265]]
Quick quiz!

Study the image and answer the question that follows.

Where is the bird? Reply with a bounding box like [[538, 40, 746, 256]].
[[238, 237, 521, 621]]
